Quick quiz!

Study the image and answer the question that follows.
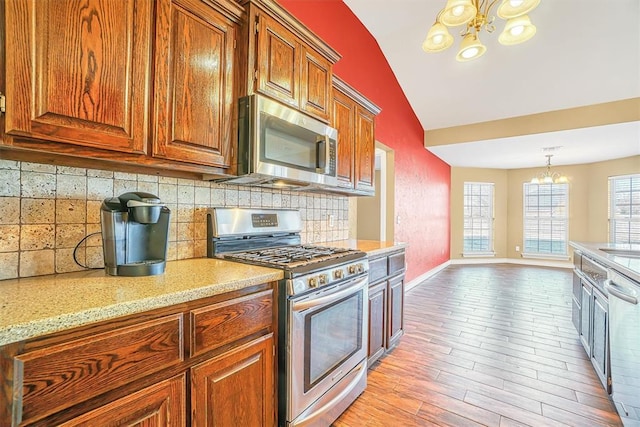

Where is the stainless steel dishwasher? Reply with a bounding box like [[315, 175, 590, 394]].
[[606, 270, 640, 426]]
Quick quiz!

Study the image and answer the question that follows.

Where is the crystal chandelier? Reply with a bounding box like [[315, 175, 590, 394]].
[[530, 155, 568, 184], [422, 0, 539, 62]]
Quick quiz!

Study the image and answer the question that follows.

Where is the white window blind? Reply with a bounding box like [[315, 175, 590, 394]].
[[523, 183, 568, 256], [609, 174, 640, 244], [463, 182, 494, 254]]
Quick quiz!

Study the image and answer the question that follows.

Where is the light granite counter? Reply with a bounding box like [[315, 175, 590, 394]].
[[331, 239, 407, 258], [0, 259, 283, 347], [570, 241, 640, 282]]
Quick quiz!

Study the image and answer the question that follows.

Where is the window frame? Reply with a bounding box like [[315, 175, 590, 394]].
[[462, 182, 495, 257], [522, 182, 569, 259], [608, 174, 640, 244]]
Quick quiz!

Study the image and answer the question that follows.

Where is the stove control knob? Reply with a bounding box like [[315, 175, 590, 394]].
[[334, 269, 344, 280], [356, 263, 364, 274], [308, 277, 318, 288], [347, 265, 357, 275], [319, 274, 328, 285]]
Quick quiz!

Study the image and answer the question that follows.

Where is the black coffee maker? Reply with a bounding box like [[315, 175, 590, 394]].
[[100, 192, 170, 276]]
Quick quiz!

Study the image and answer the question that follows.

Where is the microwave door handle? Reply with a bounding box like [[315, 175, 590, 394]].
[[316, 135, 330, 174]]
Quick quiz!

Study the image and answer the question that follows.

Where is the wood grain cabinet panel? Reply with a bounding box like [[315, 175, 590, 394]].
[[14, 314, 183, 425], [332, 77, 380, 195], [332, 90, 356, 189], [301, 50, 332, 121], [60, 374, 187, 427], [368, 281, 387, 366], [152, 0, 236, 168], [4, 0, 152, 153], [191, 334, 275, 427], [387, 275, 405, 350], [190, 289, 273, 357], [256, 14, 300, 108]]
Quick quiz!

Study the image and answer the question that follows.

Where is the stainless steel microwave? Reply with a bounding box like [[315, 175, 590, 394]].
[[225, 94, 338, 188]]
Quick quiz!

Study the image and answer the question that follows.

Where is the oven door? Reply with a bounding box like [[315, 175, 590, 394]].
[[287, 274, 368, 422]]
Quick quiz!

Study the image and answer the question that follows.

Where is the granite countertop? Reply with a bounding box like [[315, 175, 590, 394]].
[[0, 241, 406, 347], [332, 239, 407, 257], [0, 259, 283, 347], [569, 241, 640, 282]]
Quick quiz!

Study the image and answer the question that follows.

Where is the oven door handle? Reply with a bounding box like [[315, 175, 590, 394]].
[[292, 275, 368, 312]]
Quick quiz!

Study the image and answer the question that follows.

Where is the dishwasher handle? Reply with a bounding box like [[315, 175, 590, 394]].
[[605, 279, 638, 305]]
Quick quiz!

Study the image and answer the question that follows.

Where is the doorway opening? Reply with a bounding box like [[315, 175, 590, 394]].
[[350, 142, 395, 241]]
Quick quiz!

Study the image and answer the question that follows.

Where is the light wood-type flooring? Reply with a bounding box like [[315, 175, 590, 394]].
[[333, 264, 622, 426]]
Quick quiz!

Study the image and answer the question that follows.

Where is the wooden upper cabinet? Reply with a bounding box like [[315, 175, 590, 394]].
[[301, 49, 332, 122], [153, 0, 241, 168], [4, 0, 152, 154], [240, 0, 340, 123], [332, 77, 381, 194], [256, 14, 300, 108], [332, 90, 356, 189], [354, 107, 376, 193]]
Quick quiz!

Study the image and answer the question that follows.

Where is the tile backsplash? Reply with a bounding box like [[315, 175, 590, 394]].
[[0, 160, 350, 280]]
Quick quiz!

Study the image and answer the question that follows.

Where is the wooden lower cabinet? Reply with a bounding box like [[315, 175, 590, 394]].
[[191, 334, 275, 427], [60, 375, 187, 426], [367, 249, 405, 366], [367, 281, 387, 364], [0, 284, 276, 426]]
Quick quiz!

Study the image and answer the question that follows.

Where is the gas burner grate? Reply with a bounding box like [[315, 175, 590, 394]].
[[224, 245, 355, 268]]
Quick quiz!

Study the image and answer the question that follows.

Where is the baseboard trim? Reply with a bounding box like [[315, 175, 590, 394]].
[[405, 260, 451, 292], [449, 257, 573, 269]]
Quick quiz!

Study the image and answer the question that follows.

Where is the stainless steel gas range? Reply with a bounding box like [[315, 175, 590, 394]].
[[207, 208, 368, 427]]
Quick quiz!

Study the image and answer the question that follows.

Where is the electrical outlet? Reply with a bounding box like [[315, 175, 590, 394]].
[[515, 245, 520, 252], [396, 215, 401, 225], [328, 214, 335, 228]]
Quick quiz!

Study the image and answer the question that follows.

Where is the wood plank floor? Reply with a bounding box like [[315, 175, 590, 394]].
[[333, 264, 622, 427]]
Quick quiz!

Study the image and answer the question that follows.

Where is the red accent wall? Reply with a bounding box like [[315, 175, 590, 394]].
[[278, 0, 451, 282]]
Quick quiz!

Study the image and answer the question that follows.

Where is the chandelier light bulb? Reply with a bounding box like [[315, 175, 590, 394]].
[[509, 0, 524, 7], [452, 5, 465, 16], [497, 0, 540, 19], [509, 24, 525, 36], [456, 33, 486, 61], [433, 34, 444, 44]]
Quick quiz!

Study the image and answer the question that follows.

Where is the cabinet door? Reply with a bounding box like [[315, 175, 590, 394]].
[[300, 49, 331, 122], [60, 375, 186, 426], [387, 275, 405, 349], [354, 106, 376, 193], [255, 14, 300, 108], [332, 90, 355, 189], [191, 334, 275, 427], [5, 0, 151, 153], [591, 288, 610, 392], [580, 280, 593, 355], [153, 0, 235, 168], [368, 281, 387, 366]]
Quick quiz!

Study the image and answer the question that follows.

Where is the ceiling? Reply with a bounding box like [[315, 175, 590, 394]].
[[343, 0, 640, 169]]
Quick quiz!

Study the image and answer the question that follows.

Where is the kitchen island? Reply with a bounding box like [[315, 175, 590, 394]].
[[570, 241, 640, 426]]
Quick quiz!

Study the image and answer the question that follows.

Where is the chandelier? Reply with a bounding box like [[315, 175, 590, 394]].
[[422, 0, 539, 62], [530, 155, 568, 184]]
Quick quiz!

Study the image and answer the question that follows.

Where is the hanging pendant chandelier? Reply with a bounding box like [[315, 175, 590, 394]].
[[422, 0, 540, 62], [530, 155, 568, 184]]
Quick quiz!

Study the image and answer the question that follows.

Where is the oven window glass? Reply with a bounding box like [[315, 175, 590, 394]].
[[261, 113, 320, 172], [304, 292, 363, 391]]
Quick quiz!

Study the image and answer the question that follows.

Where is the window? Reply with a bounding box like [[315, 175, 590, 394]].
[[523, 183, 569, 256], [463, 182, 494, 255], [609, 174, 640, 244]]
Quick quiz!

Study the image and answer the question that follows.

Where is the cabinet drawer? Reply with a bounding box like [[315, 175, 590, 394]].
[[369, 256, 388, 284], [15, 314, 184, 425], [190, 289, 273, 357], [388, 252, 406, 276]]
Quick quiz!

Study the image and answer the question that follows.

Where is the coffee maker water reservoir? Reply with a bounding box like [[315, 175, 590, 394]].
[[100, 192, 170, 276]]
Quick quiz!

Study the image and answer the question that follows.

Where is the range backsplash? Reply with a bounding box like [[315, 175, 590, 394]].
[[0, 160, 350, 280]]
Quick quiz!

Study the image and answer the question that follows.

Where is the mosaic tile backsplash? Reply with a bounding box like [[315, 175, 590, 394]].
[[0, 160, 350, 280]]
